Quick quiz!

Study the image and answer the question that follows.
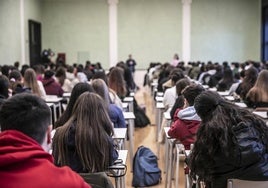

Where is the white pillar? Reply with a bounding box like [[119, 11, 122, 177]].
[[108, 0, 118, 68], [20, 0, 26, 65], [181, 0, 192, 63]]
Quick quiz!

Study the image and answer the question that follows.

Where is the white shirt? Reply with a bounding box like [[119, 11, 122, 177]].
[[163, 86, 177, 111]]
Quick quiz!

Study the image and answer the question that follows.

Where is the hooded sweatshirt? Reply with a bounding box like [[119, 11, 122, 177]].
[[0, 130, 90, 188], [168, 106, 201, 150]]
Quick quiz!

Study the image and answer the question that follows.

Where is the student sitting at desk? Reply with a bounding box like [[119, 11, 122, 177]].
[[245, 69, 268, 108], [188, 91, 268, 188], [54, 83, 95, 128], [168, 84, 205, 150], [53, 92, 118, 173], [92, 79, 126, 128], [0, 94, 90, 188]]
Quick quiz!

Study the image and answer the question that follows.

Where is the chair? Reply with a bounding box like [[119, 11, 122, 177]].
[[227, 179, 268, 188], [79, 172, 114, 188]]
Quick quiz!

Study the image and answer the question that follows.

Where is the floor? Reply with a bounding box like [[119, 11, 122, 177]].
[[118, 86, 186, 188]]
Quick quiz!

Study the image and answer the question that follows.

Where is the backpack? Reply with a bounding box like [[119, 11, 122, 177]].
[[133, 99, 150, 127], [132, 146, 161, 187]]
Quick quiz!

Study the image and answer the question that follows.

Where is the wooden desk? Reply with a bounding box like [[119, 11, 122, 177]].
[[123, 112, 135, 171]]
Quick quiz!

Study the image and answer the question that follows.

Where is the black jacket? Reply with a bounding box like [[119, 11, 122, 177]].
[[208, 121, 268, 188]]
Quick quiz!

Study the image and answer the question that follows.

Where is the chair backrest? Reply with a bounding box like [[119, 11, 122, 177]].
[[79, 172, 114, 188], [227, 179, 268, 188]]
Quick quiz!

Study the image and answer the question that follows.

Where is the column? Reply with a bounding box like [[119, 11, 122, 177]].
[[108, 0, 119, 68], [181, 0, 192, 63], [20, 0, 26, 65]]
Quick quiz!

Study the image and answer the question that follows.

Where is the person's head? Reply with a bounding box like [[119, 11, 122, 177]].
[[91, 79, 110, 106], [174, 53, 179, 60], [54, 83, 94, 128], [0, 94, 51, 147], [55, 67, 66, 86], [190, 90, 268, 180], [92, 71, 108, 85], [8, 70, 22, 82], [53, 92, 113, 172], [175, 78, 191, 96], [24, 68, 42, 97], [44, 70, 54, 79], [14, 61, 20, 69], [182, 84, 205, 106], [169, 68, 185, 86], [108, 67, 126, 98], [254, 69, 268, 89], [246, 69, 268, 103], [0, 75, 9, 98]]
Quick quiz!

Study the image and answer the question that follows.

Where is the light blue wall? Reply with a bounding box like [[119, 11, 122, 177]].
[[41, 0, 109, 67], [118, 0, 182, 69], [24, 0, 42, 64], [191, 0, 261, 63], [0, 0, 21, 65], [0, 0, 262, 68]]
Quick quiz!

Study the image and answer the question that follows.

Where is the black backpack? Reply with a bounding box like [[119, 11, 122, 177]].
[[132, 146, 161, 187]]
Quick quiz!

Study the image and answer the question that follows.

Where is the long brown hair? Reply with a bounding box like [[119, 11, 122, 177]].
[[246, 69, 268, 102], [53, 92, 114, 172], [23, 68, 42, 97], [108, 67, 126, 98]]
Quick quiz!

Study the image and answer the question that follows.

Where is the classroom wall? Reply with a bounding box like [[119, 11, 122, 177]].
[[118, 0, 182, 69], [0, 0, 42, 66], [191, 0, 261, 63], [41, 0, 109, 67], [0, 0, 21, 65], [24, 0, 42, 64], [0, 0, 262, 69]]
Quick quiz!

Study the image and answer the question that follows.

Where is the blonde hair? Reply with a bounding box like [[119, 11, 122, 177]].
[[246, 70, 268, 103], [24, 68, 42, 97]]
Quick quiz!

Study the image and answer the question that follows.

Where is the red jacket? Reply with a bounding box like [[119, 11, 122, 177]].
[[0, 130, 90, 188], [42, 77, 64, 97], [168, 107, 201, 150]]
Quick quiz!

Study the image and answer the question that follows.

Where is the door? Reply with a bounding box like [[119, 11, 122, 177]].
[[29, 20, 41, 66]]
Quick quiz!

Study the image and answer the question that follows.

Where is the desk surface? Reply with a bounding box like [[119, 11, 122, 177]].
[[163, 112, 171, 120], [113, 128, 127, 139], [63, 92, 71, 97], [218, 91, 230, 96], [122, 103, 129, 109], [155, 96, 164, 102], [234, 102, 247, 108], [253, 111, 268, 119], [156, 102, 165, 109], [123, 97, 134, 102], [45, 97, 63, 103], [118, 150, 128, 164], [46, 103, 54, 107], [225, 96, 235, 101], [123, 112, 135, 119], [164, 127, 170, 138]]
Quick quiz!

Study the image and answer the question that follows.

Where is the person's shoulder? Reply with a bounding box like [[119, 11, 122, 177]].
[[47, 164, 90, 187]]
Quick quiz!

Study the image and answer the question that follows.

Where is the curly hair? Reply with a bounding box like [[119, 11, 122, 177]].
[[189, 91, 268, 183]]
